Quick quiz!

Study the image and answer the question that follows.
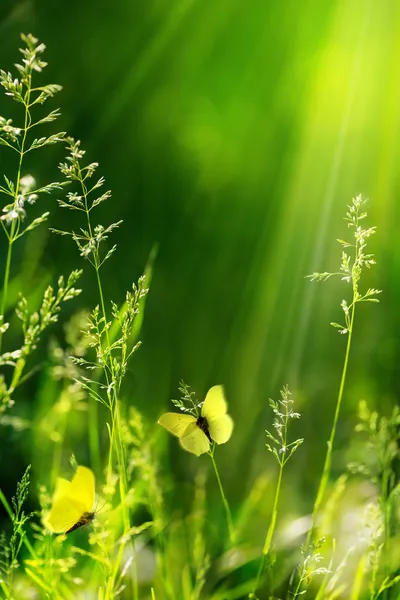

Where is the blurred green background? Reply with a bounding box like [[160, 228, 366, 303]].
[[1, 0, 399, 553]]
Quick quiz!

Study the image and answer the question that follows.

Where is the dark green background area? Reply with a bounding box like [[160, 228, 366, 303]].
[[1, 0, 400, 532]]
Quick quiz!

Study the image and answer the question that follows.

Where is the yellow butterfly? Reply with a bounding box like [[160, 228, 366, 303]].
[[46, 466, 96, 535], [158, 385, 233, 456]]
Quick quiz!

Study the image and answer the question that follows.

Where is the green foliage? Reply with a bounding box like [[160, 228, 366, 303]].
[[292, 539, 331, 598], [348, 401, 400, 599], [72, 276, 148, 410], [0, 33, 71, 418], [349, 401, 400, 490], [0, 466, 35, 598], [0, 270, 82, 415], [1, 31, 400, 600], [52, 132, 149, 595], [0, 34, 65, 245]]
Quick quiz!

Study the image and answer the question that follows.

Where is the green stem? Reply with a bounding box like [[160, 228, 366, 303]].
[[95, 266, 136, 598], [0, 239, 13, 351], [79, 168, 136, 599], [263, 461, 284, 555], [0, 490, 35, 559], [81, 175, 127, 499], [307, 300, 355, 546], [94, 263, 128, 519], [209, 449, 235, 545], [0, 486, 41, 598], [292, 573, 304, 599], [251, 463, 284, 596], [351, 554, 366, 600], [0, 75, 31, 352], [95, 266, 109, 343], [380, 469, 390, 600], [88, 396, 102, 476], [51, 406, 68, 483]]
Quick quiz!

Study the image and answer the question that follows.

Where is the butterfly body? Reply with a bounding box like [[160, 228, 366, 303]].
[[158, 385, 233, 456], [196, 415, 212, 443], [65, 511, 95, 535]]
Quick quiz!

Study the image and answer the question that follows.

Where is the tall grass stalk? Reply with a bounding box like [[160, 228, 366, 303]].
[[0, 34, 71, 416], [251, 465, 283, 596], [0, 488, 38, 562], [0, 34, 65, 347], [250, 386, 303, 598], [0, 61, 30, 353], [209, 447, 235, 545], [308, 307, 355, 540], [306, 195, 381, 544], [56, 138, 150, 598], [350, 555, 367, 600]]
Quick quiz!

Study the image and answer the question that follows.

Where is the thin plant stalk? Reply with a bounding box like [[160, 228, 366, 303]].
[[308, 303, 355, 543], [263, 463, 283, 554], [292, 575, 303, 599], [78, 169, 128, 503], [250, 386, 303, 598], [0, 240, 13, 345], [0, 481, 45, 598], [350, 555, 367, 600], [252, 464, 283, 595], [97, 293, 136, 597], [209, 447, 235, 546], [0, 488, 36, 560], [1, 37, 68, 420], [56, 144, 137, 595], [306, 195, 381, 546], [0, 72, 31, 352], [88, 398, 102, 476]]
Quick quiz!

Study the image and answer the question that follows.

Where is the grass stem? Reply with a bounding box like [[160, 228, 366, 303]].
[[307, 299, 355, 546], [0, 75, 31, 352], [0, 238, 13, 352], [209, 448, 235, 546], [251, 463, 284, 595]]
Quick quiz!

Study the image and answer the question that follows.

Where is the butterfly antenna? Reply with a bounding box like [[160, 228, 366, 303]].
[[95, 499, 108, 514]]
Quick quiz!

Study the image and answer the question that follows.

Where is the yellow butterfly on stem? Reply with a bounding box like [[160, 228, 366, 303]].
[[45, 466, 96, 535], [158, 385, 234, 456]]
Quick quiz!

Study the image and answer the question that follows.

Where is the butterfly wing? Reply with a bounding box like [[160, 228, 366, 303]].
[[179, 422, 210, 456], [207, 414, 234, 445], [52, 477, 73, 502], [202, 386, 233, 445], [158, 413, 196, 437], [46, 496, 87, 534], [46, 466, 95, 534], [69, 466, 95, 513], [201, 385, 227, 420]]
